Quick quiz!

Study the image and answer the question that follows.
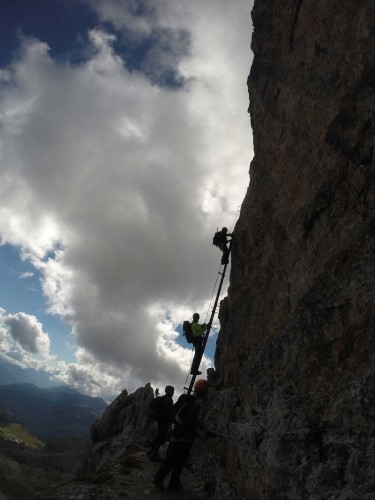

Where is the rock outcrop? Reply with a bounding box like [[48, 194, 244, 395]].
[[207, 0, 375, 498], [84, 384, 155, 473]]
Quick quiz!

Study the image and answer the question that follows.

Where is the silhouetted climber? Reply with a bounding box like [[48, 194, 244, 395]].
[[190, 313, 208, 375], [213, 227, 232, 264], [147, 385, 175, 461], [152, 379, 215, 492]]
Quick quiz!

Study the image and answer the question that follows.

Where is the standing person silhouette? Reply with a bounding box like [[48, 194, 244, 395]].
[[148, 385, 175, 461]]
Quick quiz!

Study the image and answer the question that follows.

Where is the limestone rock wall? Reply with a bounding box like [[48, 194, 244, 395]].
[[84, 384, 155, 473], [211, 1, 375, 498]]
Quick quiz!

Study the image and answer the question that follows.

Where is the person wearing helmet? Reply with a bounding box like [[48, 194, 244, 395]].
[[193, 378, 208, 394], [190, 313, 208, 376], [147, 385, 175, 461], [152, 379, 213, 492], [213, 226, 232, 265]]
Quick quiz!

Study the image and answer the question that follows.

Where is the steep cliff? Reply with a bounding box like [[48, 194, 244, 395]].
[[211, 0, 375, 498]]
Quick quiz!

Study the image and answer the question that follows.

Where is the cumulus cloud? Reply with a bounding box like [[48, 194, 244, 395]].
[[1, 310, 50, 355], [0, 0, 253, 398]]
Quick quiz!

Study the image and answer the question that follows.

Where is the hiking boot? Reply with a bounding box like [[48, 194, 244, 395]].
[[152, 477, 165, 492], [190, 370, 202, 375]]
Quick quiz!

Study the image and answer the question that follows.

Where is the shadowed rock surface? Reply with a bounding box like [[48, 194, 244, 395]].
[[0, 436, 91, 499], [85, 384, 156, 473], [204, 0, 375, 498]]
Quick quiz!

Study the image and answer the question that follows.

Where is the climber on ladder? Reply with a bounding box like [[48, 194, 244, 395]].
[[213, 227, 233, 265], [189, 313, 208, 376], [183, 225, 235, 394]]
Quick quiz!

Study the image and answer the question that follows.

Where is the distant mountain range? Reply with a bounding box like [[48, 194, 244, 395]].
[[0, 356, 107, 441]]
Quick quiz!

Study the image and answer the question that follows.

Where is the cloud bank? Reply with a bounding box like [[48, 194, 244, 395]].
[[0, 0, 253, 399]]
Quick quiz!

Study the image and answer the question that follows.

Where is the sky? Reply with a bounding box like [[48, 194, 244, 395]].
[[0, 0, 254, 401]]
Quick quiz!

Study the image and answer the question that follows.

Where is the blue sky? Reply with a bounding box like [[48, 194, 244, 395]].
[[0, 244, 73, 362], [0, 0, 253, 400], [0, 0, 98, 66]]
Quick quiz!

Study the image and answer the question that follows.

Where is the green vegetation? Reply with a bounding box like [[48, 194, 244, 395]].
[[0, 423, 44, 449]]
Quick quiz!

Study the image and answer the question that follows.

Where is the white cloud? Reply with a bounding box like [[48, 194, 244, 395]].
[[0, 0, 253, 398], [19, 271, 34, 279], [1, 311, 50, 355]]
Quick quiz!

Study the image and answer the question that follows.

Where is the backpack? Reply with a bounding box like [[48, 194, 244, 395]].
[[149, 396, 164, 419], [173, 395, 200, 438], [213, 231, 225, 246], [182, 320, 194, 344]]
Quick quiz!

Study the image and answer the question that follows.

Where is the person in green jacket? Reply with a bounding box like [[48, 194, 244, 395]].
[[190, 313, 208, 375]]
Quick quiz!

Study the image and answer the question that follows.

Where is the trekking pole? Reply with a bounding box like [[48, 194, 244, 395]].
[[187, 240, 233, 395]]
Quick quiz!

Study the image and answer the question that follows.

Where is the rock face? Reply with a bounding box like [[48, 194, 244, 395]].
[[84, 384, 155, 472], [209, 0, 375, 498]]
